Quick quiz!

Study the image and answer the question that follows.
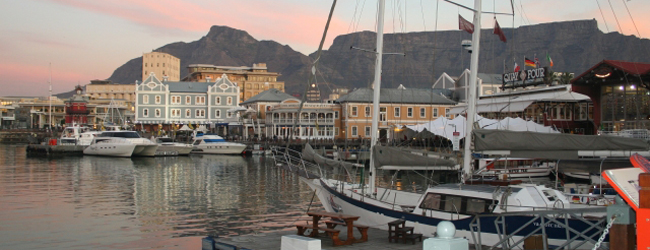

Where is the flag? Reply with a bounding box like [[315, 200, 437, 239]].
[[524, 58, 536, 67], [458, 15, 474, 34], [514, 61, 520, 72], [534, 56, 540, 68], [546, 53, 554, 67], [493, 18, 507, 42]]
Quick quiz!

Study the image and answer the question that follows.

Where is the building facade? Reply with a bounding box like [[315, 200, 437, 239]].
[[572, 60, 650, 133], [135, 73, 240, 132], [84, 80, 135, 124], [306, 83, 321, 102], [64, 86, 90, 125], [336, 87, 457, 141], [183, 63, 284, 102], [142, 52, 181, 81]]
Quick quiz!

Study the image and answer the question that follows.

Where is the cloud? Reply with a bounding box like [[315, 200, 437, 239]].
[[5, 30, 80, 50], [0, 62, 91, 96]]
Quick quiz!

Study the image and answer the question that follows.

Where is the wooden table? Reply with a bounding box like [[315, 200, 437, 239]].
[[296, 211, 366, 246]]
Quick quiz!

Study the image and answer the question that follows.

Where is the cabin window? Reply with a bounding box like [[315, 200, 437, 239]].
[[466, 198, 486, 214], [444, 196, 463, 213], [193, 140, 201, 146], [543, 190, 558, 202], [420, 193, 442, 210]]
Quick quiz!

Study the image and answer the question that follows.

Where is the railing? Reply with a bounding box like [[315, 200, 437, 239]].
[[598, 129, 650, 142]]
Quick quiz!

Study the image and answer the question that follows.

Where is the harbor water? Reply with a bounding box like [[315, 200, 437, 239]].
[[0, 144, 321, 249]]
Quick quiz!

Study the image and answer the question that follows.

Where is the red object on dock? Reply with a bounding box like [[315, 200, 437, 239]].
[[49, 139, 57, 146]]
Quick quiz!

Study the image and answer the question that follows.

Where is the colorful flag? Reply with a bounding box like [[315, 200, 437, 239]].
[[458, 15, 474, 34], [493, 18, 506, 42], [546, 53, 554, 67], [524, 58, 536, 67], [534, 56, 540, 68], [514, 61, 520, 72]]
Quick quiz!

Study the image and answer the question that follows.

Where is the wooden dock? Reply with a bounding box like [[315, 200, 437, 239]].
[[26, 144, 85, 156], [214, 227, 430, 250]]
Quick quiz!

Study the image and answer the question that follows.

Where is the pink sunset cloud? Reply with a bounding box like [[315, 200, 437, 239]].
[[0, 62, 92, 96], [45, 0, 348, 53]]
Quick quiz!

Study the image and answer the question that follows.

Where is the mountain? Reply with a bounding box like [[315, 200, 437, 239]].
[[107, 20, 650, 96]]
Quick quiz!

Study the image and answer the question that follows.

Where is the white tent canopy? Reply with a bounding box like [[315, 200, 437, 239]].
[[228, 106, 248, 113], [406, 115, 558, 140], [178, 125, 192, 131]]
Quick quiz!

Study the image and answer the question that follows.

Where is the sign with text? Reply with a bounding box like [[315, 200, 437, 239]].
[[453, 132, 460, 151], [502, 67, 548, 89]]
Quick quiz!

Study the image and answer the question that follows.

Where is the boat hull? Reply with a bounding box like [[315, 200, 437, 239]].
[[83, 143, 135, 157], [192, 143, 246, 155], [133, 145, 158, 157], [157, 144, 193, 155]]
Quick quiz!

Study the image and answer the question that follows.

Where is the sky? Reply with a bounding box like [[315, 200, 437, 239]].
[[1, 0, 648, 97]]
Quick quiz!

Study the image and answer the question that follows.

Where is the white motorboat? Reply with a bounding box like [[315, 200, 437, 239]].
[[153, 136, 193, 156], [59, 125, 102, 146], [97, 131, 158, 157], [191, 133, 246, 155], [83, 137, 136, 157], [474, 158, 553, 179]]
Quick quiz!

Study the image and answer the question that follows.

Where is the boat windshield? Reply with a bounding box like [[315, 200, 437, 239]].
[[100, 131, 141, 138], [157, 137, 174, 143]]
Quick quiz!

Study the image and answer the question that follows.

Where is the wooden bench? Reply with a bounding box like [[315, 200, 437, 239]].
[[324, 220, 369, 242], [295, 223, 341, 240]]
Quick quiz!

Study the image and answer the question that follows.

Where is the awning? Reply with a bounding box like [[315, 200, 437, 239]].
[[449, 100, 533, 114], [499, 101, 534, 112], [449, 105, 467, 115]]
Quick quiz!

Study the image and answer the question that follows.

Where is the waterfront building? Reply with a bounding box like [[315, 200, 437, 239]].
[[326, 87, 350, 102], [336, 86, 456, 141], [572, 60, 650, 133], [135, 73, 240, 133], [85, 79, 136, 123], [240, 88, 296, 139], [0, 103, 16, 129], [183, 63, 284, 102], [64, 86, 90, 125], [12, 97, 66, 129], [264, 99, 341, 141], [142, 52, 180, 81]]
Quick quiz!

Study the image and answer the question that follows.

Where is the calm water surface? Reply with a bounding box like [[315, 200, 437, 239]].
[[0, 144, 320, 250]]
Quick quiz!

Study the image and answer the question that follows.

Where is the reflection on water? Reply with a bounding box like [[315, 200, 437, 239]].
[[0, 145, 320, 249]]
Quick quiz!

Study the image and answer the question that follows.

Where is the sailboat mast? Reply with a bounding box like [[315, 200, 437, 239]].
[[369, 0, 386, 195], [49, 63, 52, 132], [462, 0, 482, 183]]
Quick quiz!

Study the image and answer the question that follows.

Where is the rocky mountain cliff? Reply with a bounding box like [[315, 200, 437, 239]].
[[107, 20, 650, 96]]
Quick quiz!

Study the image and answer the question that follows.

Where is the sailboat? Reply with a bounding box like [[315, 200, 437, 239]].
[[274, 0, 611, 249]]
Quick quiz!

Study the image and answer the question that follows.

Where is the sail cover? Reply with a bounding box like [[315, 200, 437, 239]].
[[301, 144, 358, 175], [473, 129, 650, 159], [372, 146, 458, 170]]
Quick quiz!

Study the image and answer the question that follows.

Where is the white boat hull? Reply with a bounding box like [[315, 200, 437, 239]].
[[192, 143, 246, 155], [133, 145, 158, 157], [84, 143, 135, 157], [156, 144, 193, 155]]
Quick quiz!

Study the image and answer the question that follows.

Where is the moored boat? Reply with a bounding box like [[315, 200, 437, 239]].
[[83, 137, 136, 157], [191, 132, 246, 155], [153, 136, 193, 156]]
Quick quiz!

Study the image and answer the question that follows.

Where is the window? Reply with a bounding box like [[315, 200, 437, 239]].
[[351, 106, 358, 117], [143, 109, 149, 117], [171, 96, 181, 104], [365, 126, 371, 137], [144, 63, 147, 67], [163, 63, 165, 67], [407, 107, 413, 117], [227, 112, 232, 118], [466, 198, 486, 214], [171, 109, 180, 117], [196, 96, 205, 105], [445, 108, 451, 118], [185, 109, 191, 118], [351, 126, 358, 136], [433, 108, 439, 117], [155, 95, 161, 104], [186, 96, 191, 105], [394, 107, 400, 117], [334, 111, 339, 119], [143, 95, 149, 104], [216, 96, 221, 105], [335, 127, 339, 136], [215, 110, 221, 118], [196, 109, 205, 118], [365, 106, 371, 117], [420, 108, 426, 118], [227, 97, 232, 105], [419, 193, 442, 210], [155, 109, 161, 117]]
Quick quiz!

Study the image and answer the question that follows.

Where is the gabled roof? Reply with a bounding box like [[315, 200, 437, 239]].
[[166, 81, 212, 93], [240, 88, 295, 105], [335, 88, 456, 105], [572, 60, 650, 85]]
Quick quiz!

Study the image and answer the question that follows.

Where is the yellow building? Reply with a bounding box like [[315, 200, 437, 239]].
[[184, 63, 284, 102], [85, 80, 135, 102], [142, 52, 181, 81], [336, 86, 456, 141]]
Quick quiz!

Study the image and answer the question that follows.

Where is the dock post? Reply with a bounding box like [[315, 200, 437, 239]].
[[638, 173, 650, 250], [607, 196, 635, 250]]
